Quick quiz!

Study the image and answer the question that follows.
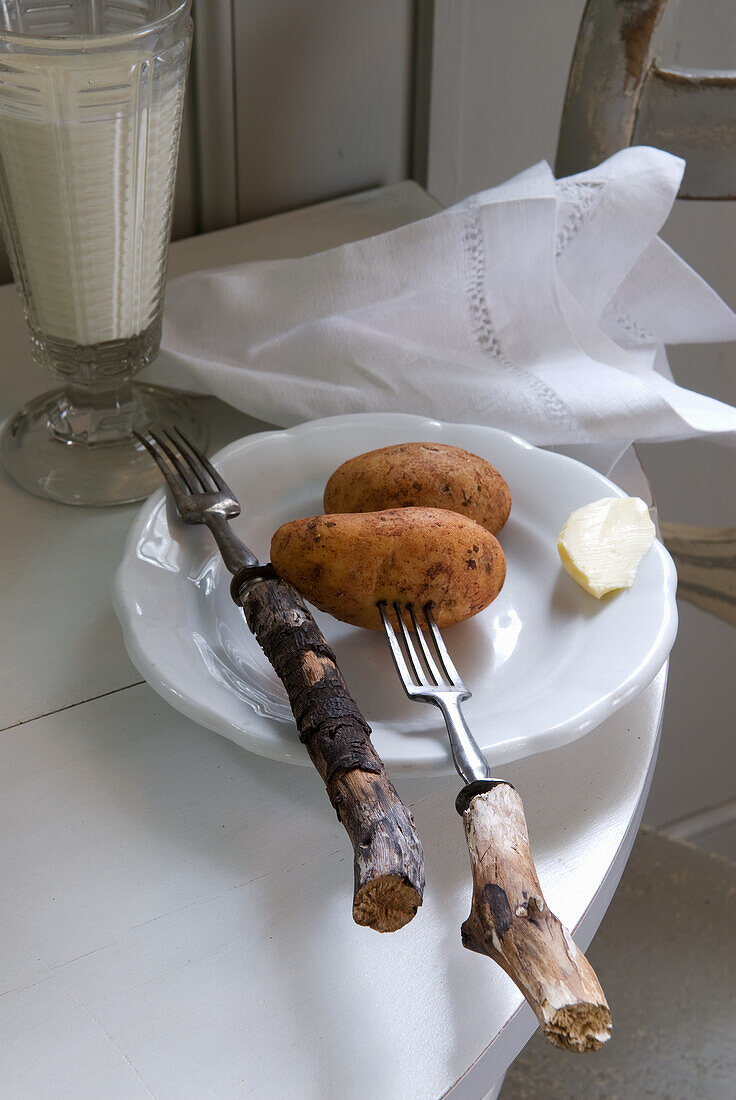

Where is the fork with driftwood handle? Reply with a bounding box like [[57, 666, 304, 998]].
[[380, 601, 611, 1053], [136, 426, 424, 933]]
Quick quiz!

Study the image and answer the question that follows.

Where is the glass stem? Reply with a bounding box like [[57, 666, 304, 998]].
[[48, 378, 142, 446]]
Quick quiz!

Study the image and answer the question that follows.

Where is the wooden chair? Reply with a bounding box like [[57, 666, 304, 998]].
[[556, 0, 736, 199], [556, 0, 736, 625]]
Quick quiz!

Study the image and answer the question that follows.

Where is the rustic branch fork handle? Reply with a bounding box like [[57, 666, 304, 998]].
[[380, 602, 610, 1052], [235, 570, 425, 933], [137, 428, 424, 935], [459, 780, 611, 1052]]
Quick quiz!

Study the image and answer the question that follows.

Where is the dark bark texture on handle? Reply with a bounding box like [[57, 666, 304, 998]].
[[238, 574, 424, 932], [461, 785, 611, 1052]]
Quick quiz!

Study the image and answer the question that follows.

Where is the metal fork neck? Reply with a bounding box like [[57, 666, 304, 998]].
[[437, 694, 494, 787], [205, 513, 259, 574]]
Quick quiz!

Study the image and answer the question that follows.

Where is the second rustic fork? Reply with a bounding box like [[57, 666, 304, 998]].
[[134, 426, 424, 932], [379, 600, 611, 1052]]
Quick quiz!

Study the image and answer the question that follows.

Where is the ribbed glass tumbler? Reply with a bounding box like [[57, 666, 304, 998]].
[[0, 0, 205, 505]]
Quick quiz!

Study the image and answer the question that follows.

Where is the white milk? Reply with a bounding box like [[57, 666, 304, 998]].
[[0, 50, 186, 346]]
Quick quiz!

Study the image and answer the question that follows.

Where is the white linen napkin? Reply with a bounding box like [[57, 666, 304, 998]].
[[145, 147, 736, 470]]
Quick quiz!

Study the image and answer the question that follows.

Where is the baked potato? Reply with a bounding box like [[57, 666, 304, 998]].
[[270, 507, 506, 630], [323, 442, 511, 535]]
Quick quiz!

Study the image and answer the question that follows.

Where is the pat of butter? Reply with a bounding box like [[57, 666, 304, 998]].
[[558, 497, 655, 598]]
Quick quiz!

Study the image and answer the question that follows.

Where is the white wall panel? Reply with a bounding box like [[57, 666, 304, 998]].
[[190, 0, 239, 233], [427, 0, 587, 203], [232, 0, 415, 222]]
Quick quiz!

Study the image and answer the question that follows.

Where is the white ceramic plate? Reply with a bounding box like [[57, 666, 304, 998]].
[[114, 413, 678, 775]]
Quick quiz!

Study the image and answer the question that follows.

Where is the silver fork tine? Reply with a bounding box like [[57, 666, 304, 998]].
[[407, 603, 442, 686], [378, 602, 419, 691], [174, 425, 229, 493], [381, 600, 490, 786], [149, 428, 198, 494], [161, 428, 209, 493], [392, 602, 432, 687], [137, 425, 252, 571], [423, 604, 462, 686], [135, 430, 190, 501]]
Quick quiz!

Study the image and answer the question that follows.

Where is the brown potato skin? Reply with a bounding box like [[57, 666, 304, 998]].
[[323, 442, 511, 535], [270, 507, 506, 631]]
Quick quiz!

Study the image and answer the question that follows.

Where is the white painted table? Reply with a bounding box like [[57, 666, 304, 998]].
[[0, 183, 666, 1100]]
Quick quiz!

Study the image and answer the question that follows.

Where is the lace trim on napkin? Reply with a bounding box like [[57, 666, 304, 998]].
[[461, 200, 581, 435], [601, 297, 655, 345], [554, 180, 604, 257]]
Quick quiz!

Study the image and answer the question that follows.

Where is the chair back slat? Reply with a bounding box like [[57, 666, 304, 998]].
[[556, 0, 736, 200]]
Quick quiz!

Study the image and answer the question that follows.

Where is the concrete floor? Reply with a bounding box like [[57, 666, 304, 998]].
[[499, 828, 736, 1100]]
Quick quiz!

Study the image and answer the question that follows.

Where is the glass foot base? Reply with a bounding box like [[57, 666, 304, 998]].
[[1, 384, 207, 506]]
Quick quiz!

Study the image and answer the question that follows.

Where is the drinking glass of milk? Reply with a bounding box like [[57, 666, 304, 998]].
[[0, 0, 205, 505]]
